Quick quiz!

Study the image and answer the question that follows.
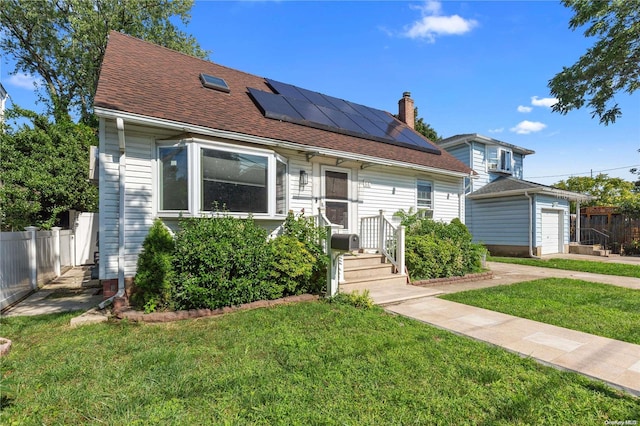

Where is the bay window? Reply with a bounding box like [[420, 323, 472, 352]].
[[157, 139, 287, 217]]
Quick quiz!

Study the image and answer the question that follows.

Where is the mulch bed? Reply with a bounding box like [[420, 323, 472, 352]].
[[113, 294, 319, 323]]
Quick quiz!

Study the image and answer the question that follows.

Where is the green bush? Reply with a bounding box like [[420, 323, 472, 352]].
[[171, 215, 274, 310], [327, 290, 374, 309], [170, 213, 328, 311], [132, 218, 175, 312], [397, 211, 486, 280], [268, 235, 315, 295], [281, 211, 329, 294]]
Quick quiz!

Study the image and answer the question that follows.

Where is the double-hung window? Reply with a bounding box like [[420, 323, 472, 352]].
[[417, 179, 433, 212], [157, 139, 287, 217]]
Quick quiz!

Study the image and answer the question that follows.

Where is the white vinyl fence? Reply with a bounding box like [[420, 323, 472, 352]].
[[0, 227, 75, 310]]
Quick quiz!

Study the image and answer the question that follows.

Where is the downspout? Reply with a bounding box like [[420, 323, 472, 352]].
[[524, 191, 541, 259], [99, 117, 127, 309]]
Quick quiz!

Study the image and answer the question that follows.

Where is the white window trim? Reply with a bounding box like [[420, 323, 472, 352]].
[[486, 145, 513, 174], [155, 138, 288, 219], [416, 178, 434, 212]]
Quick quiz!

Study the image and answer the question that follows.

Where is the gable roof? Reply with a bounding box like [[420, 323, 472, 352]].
[[438, 133, 535, 156], [468, 176, 592, 201], [94, 31, 472, 176]]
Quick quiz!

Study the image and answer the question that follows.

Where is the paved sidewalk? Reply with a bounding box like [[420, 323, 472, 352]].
[[385, 297, 640, 396], [2, 267, 103, 317], [356, 258, 640, 396]]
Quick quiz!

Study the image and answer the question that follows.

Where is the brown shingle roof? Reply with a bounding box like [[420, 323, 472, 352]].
[[94, 31, 472, 175]]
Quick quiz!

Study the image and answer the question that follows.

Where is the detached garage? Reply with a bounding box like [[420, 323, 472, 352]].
[[465, 176, 591, 257]]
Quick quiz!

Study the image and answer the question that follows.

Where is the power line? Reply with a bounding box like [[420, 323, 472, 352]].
[[525, 165, 639, 180]]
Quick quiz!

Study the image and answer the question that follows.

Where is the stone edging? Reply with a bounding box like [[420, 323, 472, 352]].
[[411, 271, 494, 287], [114, 294, 319, 323]]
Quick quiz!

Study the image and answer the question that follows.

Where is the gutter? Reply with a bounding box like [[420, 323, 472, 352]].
[[99, 117, 127, 309], [94, 107, 470, 179], [524, 191, 541, 259]]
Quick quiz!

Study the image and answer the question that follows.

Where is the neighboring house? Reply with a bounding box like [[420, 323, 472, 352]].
[[93, 31, 473, 289], [0, 82, 7, 127], [438, 134, 591, 257]]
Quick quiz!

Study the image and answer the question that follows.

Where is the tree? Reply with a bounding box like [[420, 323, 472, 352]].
[[414, 107, 441, 141], [0, 0, 208, 124], [548, 0, 640, 125], [553, 173, 639, 212], [395, 107, 441, 141], [0, 107, 98, 230]]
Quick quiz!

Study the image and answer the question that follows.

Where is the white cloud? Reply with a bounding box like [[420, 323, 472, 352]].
[[488, 127, 504, 133], [403, 1, 478, 42], [517, 105, 532, 113], [510, 120, 547, 134], [531, 96, 558, 108], [8, 73, 39, 90]]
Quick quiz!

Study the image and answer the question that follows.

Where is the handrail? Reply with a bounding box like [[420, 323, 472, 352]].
[[579, 227, 610, 251], [359, 210, 405, 275]]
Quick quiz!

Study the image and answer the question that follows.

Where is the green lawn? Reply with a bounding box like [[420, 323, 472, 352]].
[[442, 278, 640, 345], [488, 256, 640, 278], [2, 302, 639, 424]]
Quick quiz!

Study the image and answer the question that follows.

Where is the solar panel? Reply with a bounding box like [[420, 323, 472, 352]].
[[266, 79, 306, 100], [285, 96, 337, 127], [345, 113, 389, 139], [316, 104, 367, 134], [248, 88, 303, 121], [249, 80, 441, 155]]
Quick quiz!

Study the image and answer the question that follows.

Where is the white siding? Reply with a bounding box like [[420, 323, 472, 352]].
[[467, 196, 530, 245], [99, 119, 121, 279], [434, 179, 463, 223], [99, 119, 174, 279], [358, 168, 463, 224], [286, 152, 314, 214]]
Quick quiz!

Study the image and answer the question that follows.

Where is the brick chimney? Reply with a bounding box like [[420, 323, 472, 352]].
[[398, 92, 415, 129]]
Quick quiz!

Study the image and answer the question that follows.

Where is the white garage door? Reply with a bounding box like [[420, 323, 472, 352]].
[[541, 210, 561, 255]]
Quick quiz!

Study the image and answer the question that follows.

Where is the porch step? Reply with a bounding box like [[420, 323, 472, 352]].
[[569, 244, 609, 257], [341, 253, 407, 289], [343, 253, 387, 268], [341, 274, 409, 290]]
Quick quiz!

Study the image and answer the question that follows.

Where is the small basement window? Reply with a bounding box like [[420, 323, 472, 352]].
[[200, 73, 230, 93]]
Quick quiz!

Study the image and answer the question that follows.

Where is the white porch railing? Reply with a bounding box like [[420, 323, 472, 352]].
[[359, 210, 406, 276]]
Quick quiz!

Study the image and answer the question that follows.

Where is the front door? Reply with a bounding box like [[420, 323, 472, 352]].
[[323, 169, 350, 230]]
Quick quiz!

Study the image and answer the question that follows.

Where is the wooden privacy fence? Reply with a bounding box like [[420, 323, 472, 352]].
[[571, 209, 640, 254], [0, 227, 74, 310]]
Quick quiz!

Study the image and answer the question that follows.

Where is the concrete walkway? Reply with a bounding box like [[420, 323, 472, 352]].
[[358, 257, 640, 396], [2, 267, 104, 317]]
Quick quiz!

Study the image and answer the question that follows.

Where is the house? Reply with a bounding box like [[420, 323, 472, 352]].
[[93, 31, 474, 294], [437, 134, 591, 257]]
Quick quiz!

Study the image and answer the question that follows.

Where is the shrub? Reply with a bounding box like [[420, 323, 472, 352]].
[[396, 211, 485, 280], [268, 235, 315, 295], [281, 211, 329, 294], [132, 219, 175, 312], [327, 290, 374, 309], [623, 240, 640, 256], [171, 215, 274, 310]]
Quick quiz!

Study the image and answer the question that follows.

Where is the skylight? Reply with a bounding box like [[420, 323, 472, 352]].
[[200, 73, 230, 93]]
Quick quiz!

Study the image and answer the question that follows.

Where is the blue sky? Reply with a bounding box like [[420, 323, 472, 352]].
[[1, 0, 639, 185]]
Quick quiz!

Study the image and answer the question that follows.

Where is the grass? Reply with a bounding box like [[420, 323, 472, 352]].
[[1, 303, 639, 424], [442, 278, 640, 345], [488, 256, 640, 278]]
